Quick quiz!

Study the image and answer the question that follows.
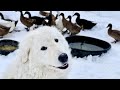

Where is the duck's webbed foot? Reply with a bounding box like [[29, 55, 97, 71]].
[[25, 28, 29, 32], [111, 40, 119, 43]]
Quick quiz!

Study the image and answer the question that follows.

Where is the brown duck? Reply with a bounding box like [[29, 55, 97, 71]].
[[17, 11, 36, 31], [59, 13, 82, 35], [107, 23, 120, 43], [24, 11, 47, 26]]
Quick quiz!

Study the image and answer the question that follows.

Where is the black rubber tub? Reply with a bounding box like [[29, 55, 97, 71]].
[[66, 35, 111, 58], [0, 39, 19, 56]]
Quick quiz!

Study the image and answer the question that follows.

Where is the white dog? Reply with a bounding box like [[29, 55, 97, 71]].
[[2, 26, 72, 79]]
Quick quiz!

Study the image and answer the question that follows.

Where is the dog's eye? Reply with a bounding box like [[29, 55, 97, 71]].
[[41, 46, 47, 51], [55, 39, 59, 43]]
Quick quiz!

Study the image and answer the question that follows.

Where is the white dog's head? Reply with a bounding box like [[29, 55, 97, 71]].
[[17, 26, 72, 78]]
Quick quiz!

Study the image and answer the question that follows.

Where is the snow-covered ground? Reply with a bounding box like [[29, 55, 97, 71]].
[[0, 11, 120, 79]]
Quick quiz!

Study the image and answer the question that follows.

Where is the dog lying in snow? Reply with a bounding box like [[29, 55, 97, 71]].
[[1, 26, 72, 79]]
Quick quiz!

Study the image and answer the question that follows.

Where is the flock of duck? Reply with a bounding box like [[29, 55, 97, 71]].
[[0, 11, 120, 43]]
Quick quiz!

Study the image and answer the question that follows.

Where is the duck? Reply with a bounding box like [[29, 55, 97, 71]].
[[73, 12, 97, 30], [0, 20, 18, 38], [66, 15, 84, 30], [59, 13, 82, 35], [24, 11, 47, 26], [0, 12, 13, 22], [107, 23, 120, 43], [16, 11, 36, 31]]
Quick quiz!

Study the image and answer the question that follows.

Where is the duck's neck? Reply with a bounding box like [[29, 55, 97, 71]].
[[77, 15, 80, 19], [69, 18, 71, 22], [20, 11, 24, 17], [55, 14, 58, 19], [50, 11, 52, 15], [25, 12, 32, 18], [0, 13, 4, 20], [61, 15, 65, 19], [108, 26, 112, 34]]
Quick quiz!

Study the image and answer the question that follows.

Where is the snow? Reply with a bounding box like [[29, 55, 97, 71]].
[[0, 11, 120, 79]]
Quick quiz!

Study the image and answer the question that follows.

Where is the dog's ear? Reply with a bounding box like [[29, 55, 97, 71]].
[[17, 35, 33, 64]]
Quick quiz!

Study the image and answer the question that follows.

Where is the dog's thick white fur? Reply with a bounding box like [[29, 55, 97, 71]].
[[2, 26, 72, 79]]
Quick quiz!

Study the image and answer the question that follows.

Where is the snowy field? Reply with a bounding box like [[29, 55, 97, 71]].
[[0, 11, 120, 79]]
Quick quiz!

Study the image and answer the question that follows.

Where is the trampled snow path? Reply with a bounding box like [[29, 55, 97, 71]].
[[0, 11, 120, 79]]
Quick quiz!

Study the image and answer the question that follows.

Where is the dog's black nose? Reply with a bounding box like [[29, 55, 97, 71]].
[[58, 53, 68, 63]]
